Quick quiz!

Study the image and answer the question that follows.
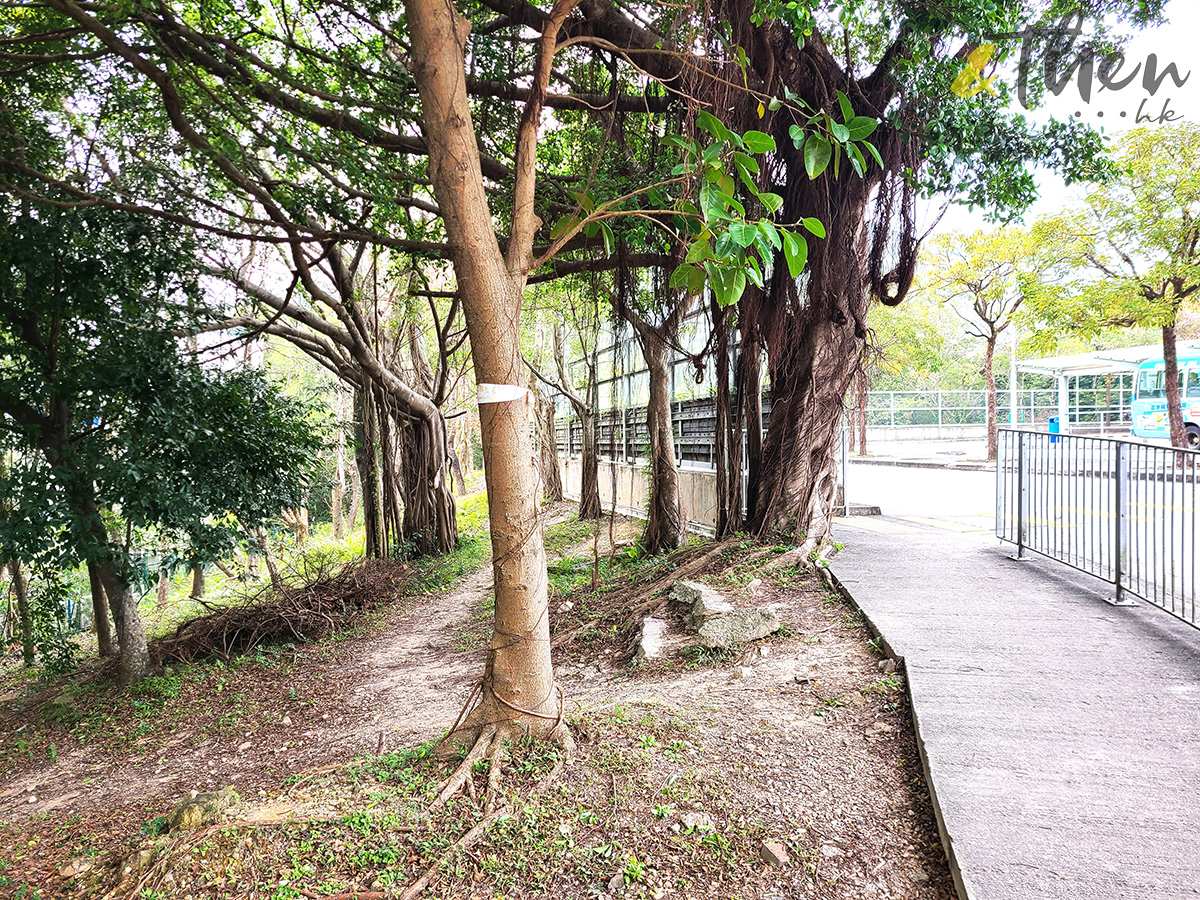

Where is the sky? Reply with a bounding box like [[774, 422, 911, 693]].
[[924, 0, 1200, 237]]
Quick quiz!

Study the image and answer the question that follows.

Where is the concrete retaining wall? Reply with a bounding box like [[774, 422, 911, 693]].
[[559, 457, 719, 535]]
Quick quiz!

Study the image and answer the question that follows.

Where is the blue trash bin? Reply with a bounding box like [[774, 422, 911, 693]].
[[1048, 416, 1060, 444]]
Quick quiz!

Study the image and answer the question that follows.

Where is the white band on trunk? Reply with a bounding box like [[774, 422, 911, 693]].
[[477, 383, 531, 404]]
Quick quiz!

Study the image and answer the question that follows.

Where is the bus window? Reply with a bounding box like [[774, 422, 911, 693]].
[[1139, 369, 1167, 399], [1189, 370, 1200, 398]]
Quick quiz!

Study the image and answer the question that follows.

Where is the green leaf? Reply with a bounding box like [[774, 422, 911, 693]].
[[745, 255, 764, 288], [599, 222, 615, 256], [742, 130, 776, 154], [837, 90, 854, 123], [696, 110, 726, 141], [670, 263, 696, 290], [830, 122, 850, 143], [549, 215, 580, 240], [788, 124, 805, 148], [733, 152, 759, 175], [758, 219, 782, 249], [804, 134, 832, 179], [685, 238, 712, 263], [759, 192, 784, 215], [802, 217, 826, 238], [768, 97, 782, 111], [782, 230, 809, 277], [847, 117, 878, 140], [728, 222, 758, 248], [848, 142, 866, 177], [862, 140, 884, 168]]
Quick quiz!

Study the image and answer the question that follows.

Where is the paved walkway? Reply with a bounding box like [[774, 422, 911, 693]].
[[830, 520, 1200, 900]]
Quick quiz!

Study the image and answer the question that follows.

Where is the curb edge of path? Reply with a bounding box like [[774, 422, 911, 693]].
[[816, 563, 973, 900]]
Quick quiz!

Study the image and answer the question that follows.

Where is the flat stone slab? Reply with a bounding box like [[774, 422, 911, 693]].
[[831, 524, 1200, 900], [697, 608, 780, 648]]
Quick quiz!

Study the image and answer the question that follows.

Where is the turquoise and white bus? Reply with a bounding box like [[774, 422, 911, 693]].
[[1131, 354, 1200, 446]]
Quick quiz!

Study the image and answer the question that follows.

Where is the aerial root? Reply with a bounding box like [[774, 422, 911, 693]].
[[483, 729, 507, 815], [431, 724, 496, 809]]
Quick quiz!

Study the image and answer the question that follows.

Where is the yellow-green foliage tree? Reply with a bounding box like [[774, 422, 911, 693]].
[[1024, 125, 1200, 448]]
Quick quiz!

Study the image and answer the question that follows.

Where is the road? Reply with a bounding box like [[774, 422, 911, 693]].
[[844, 461, 996, 532]]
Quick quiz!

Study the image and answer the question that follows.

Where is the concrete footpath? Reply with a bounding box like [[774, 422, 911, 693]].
[[830, 522, 1200, 900]]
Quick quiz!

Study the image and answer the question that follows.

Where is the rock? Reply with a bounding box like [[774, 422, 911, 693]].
[[913, 866, 930, 882], [607, 871, 626, 895], [820, 843, 843, 858], [697, 609, 780, 648], [166, 787, 235, 833], [759, 841, 790, 867], [680, 811, 715, 832], [61, 856, 95, 879], [731, 666, 753, 680], [671, 580, 733, 627], [559, 601, 574, 613], [746, 578, 763, 592], [238, 741, 252, 752], [636, 617, 670, 661], [281, 716, 292, 727], [865, 722, 896, 738], [127, 848, 156, 872], [757, 645, 771, 658]]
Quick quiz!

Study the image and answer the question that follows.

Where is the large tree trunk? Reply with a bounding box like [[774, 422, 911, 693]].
[[752, 315, 862, 549], [985, 336, 998, 461], [86, 560, 116, 658], [638, 327, 684, 553], [9, 560, 33, 667], [157, 570, 170, 608], [407, 0, 563, 745], [399, 411, 459, 555], [1163, 323, 1188, 449], [577, 405, 601, 519]]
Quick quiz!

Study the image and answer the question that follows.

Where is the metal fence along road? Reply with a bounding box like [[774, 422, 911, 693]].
[[996, 428, 1200, 628]]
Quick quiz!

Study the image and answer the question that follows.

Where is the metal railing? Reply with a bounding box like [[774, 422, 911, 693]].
[[997, 429, 1199, 628]]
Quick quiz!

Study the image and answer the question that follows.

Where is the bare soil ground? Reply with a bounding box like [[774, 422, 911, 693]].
[[0, 505, 956, 900]]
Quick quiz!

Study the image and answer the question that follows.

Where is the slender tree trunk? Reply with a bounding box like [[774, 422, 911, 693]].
[[856, 371, 868, 455], [348, 462, 362, 532], [577, 406, 601, 518], [93, 557, 150, 684], [533, 383, 564, 502], [985, 336, 998, 461], [86, 560, 116, 658], [639, 328, 684, 553], [190, 565, 205, 601], [157, 570, 170, 608], [741, 321, 764, 527], [354, 387, 383, 558], [713, 300, 742, 537], [1163, 323, 1188, 449], [407, 0, 562, 742], [10, 560, 33, 667]]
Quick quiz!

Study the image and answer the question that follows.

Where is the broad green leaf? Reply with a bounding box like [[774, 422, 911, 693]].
[[686, 238, 712, 263], [745, 255, 764, 288], [759, 192, 784, 215], [782, 230, 809, 277], [670, 263, 696, 289], [696, 110, 726, 140], [599, 222, 615, 256], [733, 151, 760, 175], [549, 215, 580, 240], [802, 217, 826, 238], [848, 142, 866, 176], [831, 122, 850, 143], [847, 117, 878, 140], [729, 222, 758, 248], [804, 134, 832, 179], [742, 130, 777, 154], [789, 124, 805, 148]]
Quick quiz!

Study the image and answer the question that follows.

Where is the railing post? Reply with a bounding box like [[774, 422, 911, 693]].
[[1013, 431, 1029, 560], [1114, 441, 1131, 604]]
